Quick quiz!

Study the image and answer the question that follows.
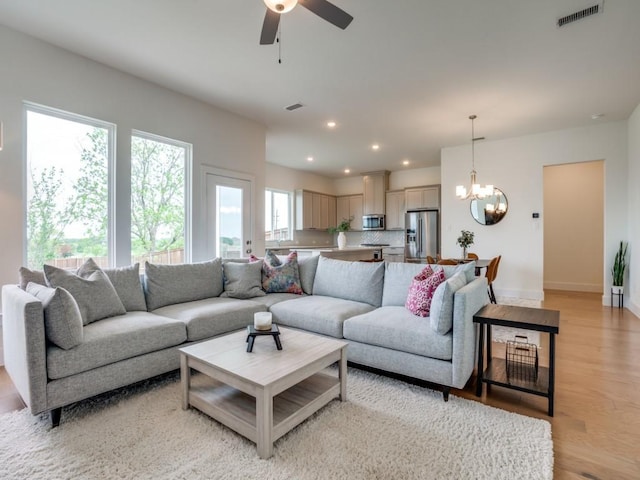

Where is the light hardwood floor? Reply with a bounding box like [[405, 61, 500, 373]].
[[0, 290, 638, 479]]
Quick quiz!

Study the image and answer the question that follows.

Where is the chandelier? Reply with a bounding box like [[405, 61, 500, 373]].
[[456, 115, 494, 200]]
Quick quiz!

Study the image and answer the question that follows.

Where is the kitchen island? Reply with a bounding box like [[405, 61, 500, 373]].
[[291, 247, 380, 262]]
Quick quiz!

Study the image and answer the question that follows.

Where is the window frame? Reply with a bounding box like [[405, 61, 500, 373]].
[[265, 188, 293, 243], [23, 102, 117, 267], [130, 129, 193, 264]]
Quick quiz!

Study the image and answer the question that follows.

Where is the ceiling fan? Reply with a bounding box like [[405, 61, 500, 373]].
[[260, 0, 354, 45]]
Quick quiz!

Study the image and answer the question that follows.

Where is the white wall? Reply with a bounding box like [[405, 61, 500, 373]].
[[627, 104, 640, 317], [0, 26, 266, 292], [265, 163, 335, 194], [441, 122, 628, 302]]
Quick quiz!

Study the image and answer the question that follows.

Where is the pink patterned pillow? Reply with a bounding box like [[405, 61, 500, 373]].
[[405, 266, 445, 317], [261, 250, 303, 295]]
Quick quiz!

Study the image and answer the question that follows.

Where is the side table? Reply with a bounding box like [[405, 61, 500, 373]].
[[473, 304, 560, 416]]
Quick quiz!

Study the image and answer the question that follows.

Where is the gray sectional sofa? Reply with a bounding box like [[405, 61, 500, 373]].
[[2, 255, 488, 426]]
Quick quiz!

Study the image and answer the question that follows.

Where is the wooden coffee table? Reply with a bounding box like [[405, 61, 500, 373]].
[[179, 327, 348, 459]]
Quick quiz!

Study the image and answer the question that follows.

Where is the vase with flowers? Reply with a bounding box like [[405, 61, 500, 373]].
[[328, 217, 353, 250], [456, 230, 475, 259]]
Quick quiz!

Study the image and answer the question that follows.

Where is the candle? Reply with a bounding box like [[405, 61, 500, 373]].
[[254, 312, 272, 331]]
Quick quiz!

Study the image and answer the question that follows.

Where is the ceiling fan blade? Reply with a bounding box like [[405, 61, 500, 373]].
[[260, 9, 280, 45], [299, 0, 353, 29]]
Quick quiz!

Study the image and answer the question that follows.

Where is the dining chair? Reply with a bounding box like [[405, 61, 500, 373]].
[[437, 259, 458, 265], [426, 256, 437, 264], [485, 255, 502, 303], [466, 252, 479, 260]]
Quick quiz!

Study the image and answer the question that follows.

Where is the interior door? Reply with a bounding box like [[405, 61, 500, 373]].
[[206, 173, 252, 259]]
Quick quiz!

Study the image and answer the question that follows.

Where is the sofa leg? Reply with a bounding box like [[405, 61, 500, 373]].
[[50, 407, 62, 427], [442, 387, 450, 402]]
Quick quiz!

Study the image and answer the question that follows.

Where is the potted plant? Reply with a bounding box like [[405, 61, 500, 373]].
[[328, 217, 352, 250], [612, 241, 628, 294], [456, 230, 474, 259]]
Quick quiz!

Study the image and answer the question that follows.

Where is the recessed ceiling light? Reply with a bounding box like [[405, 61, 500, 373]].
[[307, 156, 314, 162], [591, 113, 604, 120], [344, 168, 350, 174], [372, 144, 380, 151], [402, 160, 410, 166], [327, 121, 337, 128]]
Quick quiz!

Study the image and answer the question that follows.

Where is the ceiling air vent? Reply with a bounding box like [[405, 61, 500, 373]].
[[285, 103, 304, 111], [557, 2, 603, 27]]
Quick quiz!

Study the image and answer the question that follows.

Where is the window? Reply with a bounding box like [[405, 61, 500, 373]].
[[25, 105, 114, 269], [131, 132, 190, 266], [265, 189, 292, 242]]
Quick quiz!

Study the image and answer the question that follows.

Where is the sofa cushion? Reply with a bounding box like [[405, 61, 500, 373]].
[[144, 259, 224, 311], [152, 297, 267, 341], [103, 263, 147, 312], [44, 263, 126, 325], [221, 261, 266, 299], [312, 256, 384, 307], [270, 295, 375, 338], [46, 312, 187, 379], [433, 263, 475, 284], [261, 251, 303, 294], [430, 271, 467, 334], [298, 254, 319, 295], [246, 293, 305, 309], [19, 267, 46, 290], [26, 282, 83, 350], [381, 262, 428, 307], [343, 306, 453, 361]]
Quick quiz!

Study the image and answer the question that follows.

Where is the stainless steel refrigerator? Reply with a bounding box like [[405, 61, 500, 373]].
[[405, 210, 439, 263]]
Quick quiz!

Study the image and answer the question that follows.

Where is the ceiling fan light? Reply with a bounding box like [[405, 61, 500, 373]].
[[263, 0, 298, 13]]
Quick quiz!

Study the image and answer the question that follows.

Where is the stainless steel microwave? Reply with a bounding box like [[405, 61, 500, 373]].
[[362, 215, 385, 231]]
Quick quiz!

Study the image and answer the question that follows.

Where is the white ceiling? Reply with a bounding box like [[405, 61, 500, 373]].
[[2, 0, 640, 177]]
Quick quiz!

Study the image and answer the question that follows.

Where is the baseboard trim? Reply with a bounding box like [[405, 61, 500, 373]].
[[544, 281, 602, 293]]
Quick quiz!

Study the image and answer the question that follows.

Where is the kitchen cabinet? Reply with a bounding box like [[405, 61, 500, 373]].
[[385, 190, 405, 230], [362, 171, 389, 215], [405, 185, 440, 210], [336, 194, 363, 231], [295, 190, 336, 230], [383, 247, 405, 263]]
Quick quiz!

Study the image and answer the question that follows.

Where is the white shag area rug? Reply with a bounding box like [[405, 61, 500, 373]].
[[0, 369, 553, 480]]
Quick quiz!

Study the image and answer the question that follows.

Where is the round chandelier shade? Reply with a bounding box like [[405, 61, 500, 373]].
[[263, 0, 298, 13]]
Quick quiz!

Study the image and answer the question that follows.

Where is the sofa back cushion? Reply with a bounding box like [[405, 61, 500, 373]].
[[312, 256, 385, 307], [297, 254, 319, 295], [44, 262, 126, 325], [144, 258, 224, 311], [381, 262, 430, 306]]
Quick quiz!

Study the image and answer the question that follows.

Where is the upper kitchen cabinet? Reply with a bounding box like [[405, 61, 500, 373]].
[[405, 185, 440, 210], [336, 194, 363, 231], [362, 171, 389, 215], [295, 189, 336, 230], [385, 190, 406, 230]]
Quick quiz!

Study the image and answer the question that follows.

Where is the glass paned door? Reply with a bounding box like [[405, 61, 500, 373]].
[[206, 173, 252, 259]]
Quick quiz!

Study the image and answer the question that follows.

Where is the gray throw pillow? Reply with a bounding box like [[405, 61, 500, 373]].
[[19, 267, 46, 290], [26, 282, 83, 350], [78, 259, 147, 312], [221, 261, 266, 299], [430, 271, 467, 334], [44, 262, 126, 325], [144, 259, 224, 311]]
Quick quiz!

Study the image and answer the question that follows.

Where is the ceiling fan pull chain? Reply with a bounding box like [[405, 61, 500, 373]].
[[277, 22, 282, 64]]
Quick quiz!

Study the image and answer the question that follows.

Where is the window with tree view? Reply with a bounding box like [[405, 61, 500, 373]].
[[265, 189, 291, 242], [131, 133, 189, 266], [26, 107, 114, 270]]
